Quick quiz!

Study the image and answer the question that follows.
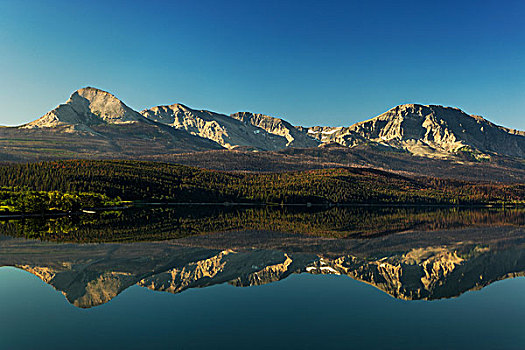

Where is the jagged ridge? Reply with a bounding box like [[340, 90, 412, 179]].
[[307, 104, 525, 159], [140, 104, 314, 150], [5, 88, 525, 163]]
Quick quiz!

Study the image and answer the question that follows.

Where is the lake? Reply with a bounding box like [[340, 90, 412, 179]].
[[0, 206, 524, 349]]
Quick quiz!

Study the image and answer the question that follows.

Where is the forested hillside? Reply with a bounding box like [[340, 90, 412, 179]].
[[0, 160, 523, 205]]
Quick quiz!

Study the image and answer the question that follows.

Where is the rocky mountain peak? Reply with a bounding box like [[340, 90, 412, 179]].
[[68, 86, 144, 124], [23, 87, 145, 130], [74, 86, 116, 98], [307, 103, 525, 158]]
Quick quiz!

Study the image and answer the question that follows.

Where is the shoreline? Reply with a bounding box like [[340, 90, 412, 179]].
[[0, 202, 523, 220]]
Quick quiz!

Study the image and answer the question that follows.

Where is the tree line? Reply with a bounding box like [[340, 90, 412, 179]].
[[0, 160, 523, 206]]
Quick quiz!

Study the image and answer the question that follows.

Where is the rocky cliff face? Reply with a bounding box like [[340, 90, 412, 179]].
[[308, 104, 525, 159], [141, 104, 292, 150], [230, 112, 319, 148], [306, 126, 370, 148]]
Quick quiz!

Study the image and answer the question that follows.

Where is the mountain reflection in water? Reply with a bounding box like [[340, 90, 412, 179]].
[[1, 217, 524, 308]]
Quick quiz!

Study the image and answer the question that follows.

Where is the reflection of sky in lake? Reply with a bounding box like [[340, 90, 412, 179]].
[[1, 267, 524, 350]]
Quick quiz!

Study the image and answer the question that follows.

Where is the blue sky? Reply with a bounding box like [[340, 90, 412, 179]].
[[1, 0, 524, 129]]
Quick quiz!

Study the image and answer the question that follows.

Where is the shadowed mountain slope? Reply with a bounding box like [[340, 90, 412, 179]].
[[144, 145, 525, 183]]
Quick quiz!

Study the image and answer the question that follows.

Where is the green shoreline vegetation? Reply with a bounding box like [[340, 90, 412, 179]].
[[0, 160, 523, 214], [0, 189, 123, 214]]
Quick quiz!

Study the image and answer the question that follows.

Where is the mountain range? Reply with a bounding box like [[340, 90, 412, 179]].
[[2, 87, 524, 182]]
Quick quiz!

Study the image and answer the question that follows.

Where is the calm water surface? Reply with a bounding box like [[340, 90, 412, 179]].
[[0, 207, 524, 349], [1, 268, 524, 349]]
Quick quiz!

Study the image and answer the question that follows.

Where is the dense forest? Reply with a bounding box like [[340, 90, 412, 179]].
[[1, 206, 523, 243], [0, 160, 523, 206]]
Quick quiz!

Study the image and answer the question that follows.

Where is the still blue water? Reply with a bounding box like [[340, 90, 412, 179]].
[[1, 266, 524, 350]]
